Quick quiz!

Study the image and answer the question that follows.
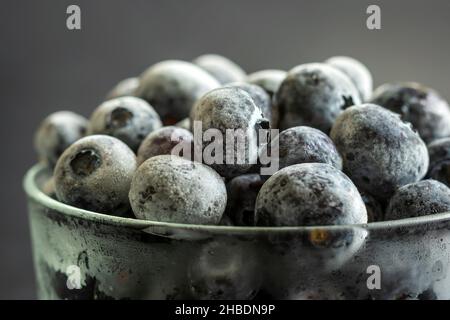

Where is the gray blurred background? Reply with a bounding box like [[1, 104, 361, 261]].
[[1, 0, 449, 299]]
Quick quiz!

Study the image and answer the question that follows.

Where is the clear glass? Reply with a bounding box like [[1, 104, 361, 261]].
[[24, 164, 450, 300]]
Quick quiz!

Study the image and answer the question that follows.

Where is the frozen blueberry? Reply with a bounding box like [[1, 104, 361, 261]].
[[42, 177, 56, 198], [247, 70, 287, 127], [275, 63, 361, 133], [385, 180, 450, 221], [330, 104, 429, 201], [129, 155, 227, 224], [190, 87, 269, 178], [106, 77, 139, 99], [174, 117, 191, 131], [88, 96, 162, 152], [325, 56, 373, 101], [218, 214, 234, 226], [361, 191, 384, 222], [136, 126, 193, 165], [427, 137, 450, 187], [135, 60, 220, 124], [370, 82, 450, 143], [193, 54, 246, 85], [224, 174, 264, 226], [224, 82, 272, 120], [266, 126, 342, 170], [35, 111, 88, 167], [247, 69, 287, 98], [54, 135, 137, 215], [188, 241, 261, 299], [255, 163, 367, 226]]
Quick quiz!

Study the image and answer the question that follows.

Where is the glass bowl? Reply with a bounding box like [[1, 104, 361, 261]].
[[23, 164, 450, 300]]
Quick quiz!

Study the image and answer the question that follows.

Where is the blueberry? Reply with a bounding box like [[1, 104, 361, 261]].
[[42, 177, 56, 198], [188, 241, 261, 299], [275, 63, 361, 133], [266, 126, 342, 170], [174, 117, 191, 131], [224, 174, 264, 226], [325, 56, 373, 101], [88, 96, 162, 152], [330, 104, 429, 201], [385, 180, 450, 220], [54, 135, 137, 215], [361, 191, 384, 222], [224, 82, 272, 122], [255, 163, 367, 226], [136, 126, 193, 165], [247, 70, 287, 127], [218, 214, 234, 226], [370, 82, 450, 143], [34, 111, 88, 167], [190, 87, 269, 178], [135, 60, 220, 124], [129, 155, 226, 224], [193, 54, 246, 85], [427, 137, 450, 187], [247, 69, 287, 98], [106, 77, 139, 99]]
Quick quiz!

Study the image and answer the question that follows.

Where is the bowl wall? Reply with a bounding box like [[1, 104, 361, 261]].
[[24, 164, 450, 299]]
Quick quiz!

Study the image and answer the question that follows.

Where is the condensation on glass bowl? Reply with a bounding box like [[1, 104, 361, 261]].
[[24, 164, 450, 300]]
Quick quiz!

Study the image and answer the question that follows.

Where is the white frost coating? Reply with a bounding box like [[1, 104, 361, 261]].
[[278, 63, 361, 132], [106, 77, 140, 99], [54, 135, 137, 215], [190, 87, 266, 177], [255, 163, 368, 226], [88, 96, 161, 135], [247, 69, 287, 94], [129, 155, 227, 225], [136, 60, 220, 121], [330, 104, 429, 200], [325, 56, 373, 101], [34, 111, 88, 166], [87, 96, 162, 152], [246, 103, 264, 164], [45, 111, 87, 124]]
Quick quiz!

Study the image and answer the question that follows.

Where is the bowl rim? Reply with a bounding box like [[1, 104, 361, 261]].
[[23, 163, 450, 234]]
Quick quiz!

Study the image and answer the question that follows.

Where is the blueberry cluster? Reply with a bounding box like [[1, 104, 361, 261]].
[[35, 54, 450, 227]]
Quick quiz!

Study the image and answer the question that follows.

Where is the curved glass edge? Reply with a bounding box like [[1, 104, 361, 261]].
[[23, 163, 450, 234]]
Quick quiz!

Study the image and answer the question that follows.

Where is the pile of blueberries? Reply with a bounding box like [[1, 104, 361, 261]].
[[35, 54, 450, 227]]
